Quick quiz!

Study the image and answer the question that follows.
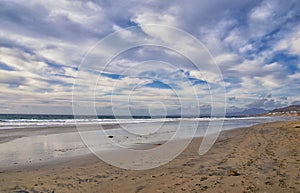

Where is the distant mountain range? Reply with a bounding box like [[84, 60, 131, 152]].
[[264, 105, 300, 116], [226, 108, 268, 117], [226, 105, 300, 117]]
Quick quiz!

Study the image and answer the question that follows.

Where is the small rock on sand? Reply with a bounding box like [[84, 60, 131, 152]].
[[228, 170, 240, 176]]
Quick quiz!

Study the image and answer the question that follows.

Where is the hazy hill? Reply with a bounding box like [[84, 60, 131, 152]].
[[226, 108, 268, 117], [264, 105, 300, 116]]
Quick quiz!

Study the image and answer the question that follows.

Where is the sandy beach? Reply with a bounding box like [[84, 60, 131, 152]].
[[0, 120, 299, 193]]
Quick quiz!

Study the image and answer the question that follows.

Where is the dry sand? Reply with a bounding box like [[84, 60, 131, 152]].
[[0, 120, 299, 193]]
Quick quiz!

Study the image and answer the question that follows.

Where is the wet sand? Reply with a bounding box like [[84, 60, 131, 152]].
[[0, 123, 120, 144], [0, 120, 299, 193]]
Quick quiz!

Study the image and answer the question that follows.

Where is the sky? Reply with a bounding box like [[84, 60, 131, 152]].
[[0, 0, 300, 115]]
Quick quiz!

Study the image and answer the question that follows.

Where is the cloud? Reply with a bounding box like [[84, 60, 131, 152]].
[[279, 96, 288, 100], [292, 100, 300, 105], [0, 0, 299, 114], [246, 96, 289, 109], [228, 97, 236, 101], [276, 27, 300, 61]]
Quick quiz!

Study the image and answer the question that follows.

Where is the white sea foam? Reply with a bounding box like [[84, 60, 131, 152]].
[[0, 116, 288, 130]]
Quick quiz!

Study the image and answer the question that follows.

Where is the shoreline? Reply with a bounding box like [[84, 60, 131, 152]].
[[0, 116, 288, 145], [0, 118, 298, 170]]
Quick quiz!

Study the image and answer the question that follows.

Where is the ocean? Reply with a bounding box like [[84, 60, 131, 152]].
[[0, 114, 292, 130]]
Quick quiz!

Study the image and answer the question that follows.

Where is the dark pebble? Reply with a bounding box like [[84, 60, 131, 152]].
[[228, 170, 240, 176]]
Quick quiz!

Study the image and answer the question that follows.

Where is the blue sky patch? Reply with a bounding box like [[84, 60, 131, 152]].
[[100, 72, 124, 80], [188, 77, 207, 85], [0, 62, 14, 71], [144, 80, 172, 89], [266, 51, 299, 73]]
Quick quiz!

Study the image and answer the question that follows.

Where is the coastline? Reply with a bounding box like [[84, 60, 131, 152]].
[[0, 116, 291, 145], [0, 117, 292, 169], [0, 119, 299, 192]]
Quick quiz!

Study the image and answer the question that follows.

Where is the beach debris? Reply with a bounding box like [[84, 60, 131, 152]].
[[201, 186, 208, 190], [265, 181, 273, 185], [228, 170, 240, 176], [200, 177, 208, 181], [136, 186, 145, 193], [108, 135, 114, 138]]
